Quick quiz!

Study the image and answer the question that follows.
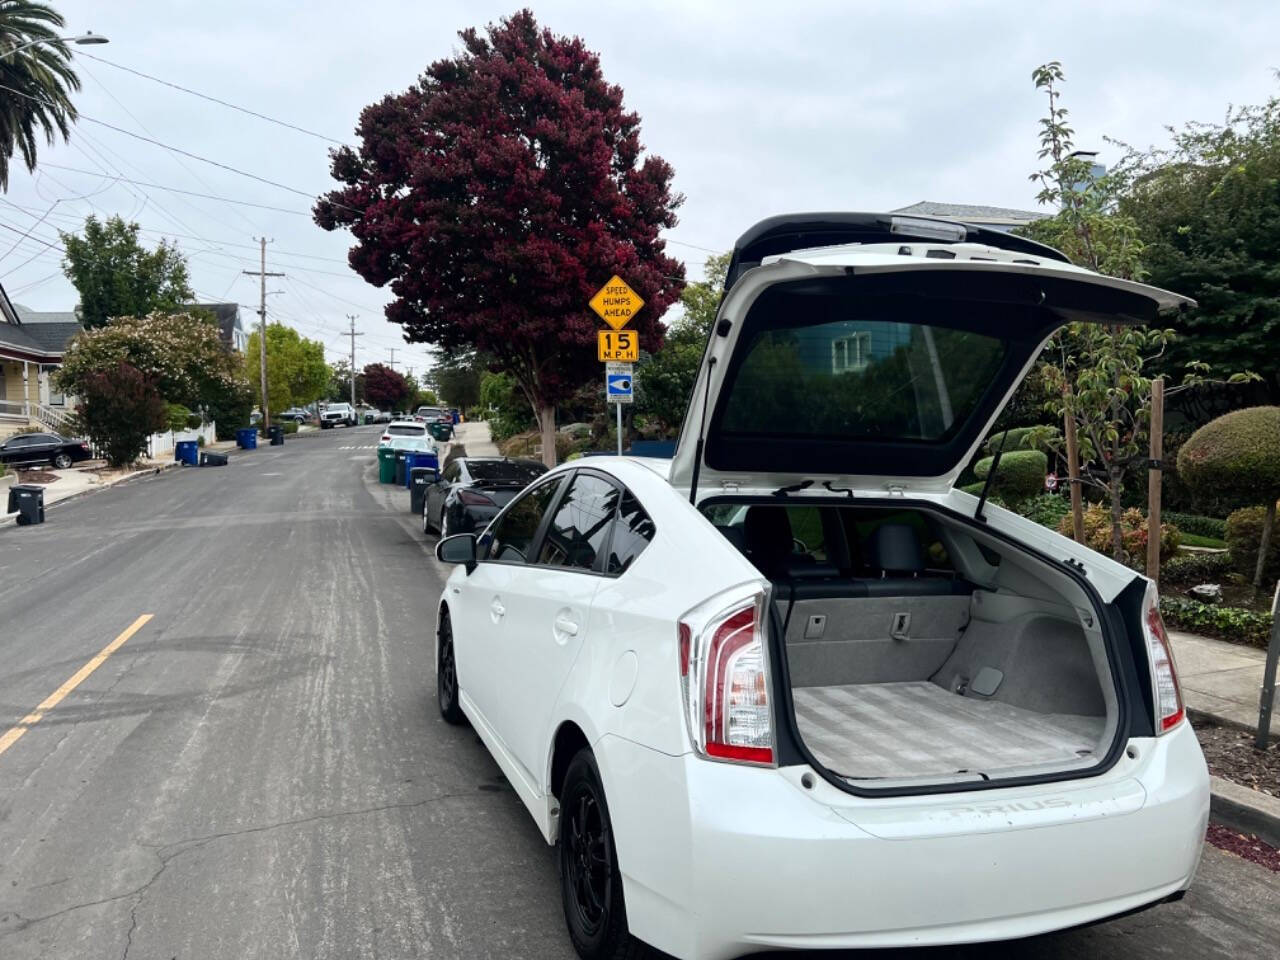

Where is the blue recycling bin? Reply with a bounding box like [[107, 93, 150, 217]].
[[236, 427, 258, 450], [175, 440, 199, 466], [404, 451, 438, 488]]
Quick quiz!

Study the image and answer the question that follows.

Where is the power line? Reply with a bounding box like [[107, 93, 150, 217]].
[[77, 51, 347, 146], [36, 163, 311, 215]]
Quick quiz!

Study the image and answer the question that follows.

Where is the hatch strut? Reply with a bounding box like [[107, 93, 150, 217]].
[[688, 356, 717, 506], [974, 427, 1011, 523]]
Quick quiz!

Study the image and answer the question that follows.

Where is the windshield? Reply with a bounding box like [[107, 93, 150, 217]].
[[389, 437, 434, 451], [719, 319, 1005, 443], [467, 460, 546, 483], [417, 407, 443, 418]]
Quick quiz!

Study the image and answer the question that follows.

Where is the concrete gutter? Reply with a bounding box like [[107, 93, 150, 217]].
[[1210, 776, 1280, 848]]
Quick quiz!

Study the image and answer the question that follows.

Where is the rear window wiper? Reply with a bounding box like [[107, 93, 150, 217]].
[[772, 480, 813, 498]]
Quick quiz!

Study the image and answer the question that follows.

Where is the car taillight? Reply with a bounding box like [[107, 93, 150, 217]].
[[458, 488, 495, 506], [380, 434, 390, 442], [679, 587, 774, 765], [1142, 583, 1184, 734]]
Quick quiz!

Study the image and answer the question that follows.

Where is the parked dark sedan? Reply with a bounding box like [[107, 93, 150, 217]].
[[0, 432, 92, 469], [422, 456, 547, 538]]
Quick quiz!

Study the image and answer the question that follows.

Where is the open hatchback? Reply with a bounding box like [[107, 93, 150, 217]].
[[672, 212, 1195, 795]]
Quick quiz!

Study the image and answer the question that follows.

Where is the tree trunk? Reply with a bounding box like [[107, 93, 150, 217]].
[[1063, 395, 1084, 543], [539, 404, 557, 468], [1254, 499, 1276, 591]]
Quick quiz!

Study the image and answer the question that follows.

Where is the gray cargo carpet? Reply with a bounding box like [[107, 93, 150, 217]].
[[792, 681, 1105, 781]]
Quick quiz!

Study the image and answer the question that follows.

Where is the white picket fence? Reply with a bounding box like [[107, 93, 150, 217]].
[[147, 422, 217, 459]]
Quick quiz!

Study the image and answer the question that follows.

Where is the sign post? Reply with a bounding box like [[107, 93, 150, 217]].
[[590, 276, 644, 457]]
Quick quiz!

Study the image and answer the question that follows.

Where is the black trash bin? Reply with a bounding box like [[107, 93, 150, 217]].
[[394, 452, 408, 486], [409, 467, 433, 516], [269, 424, 285, 446], [7, 484, 45, 526], [200, 451, 229, 466]]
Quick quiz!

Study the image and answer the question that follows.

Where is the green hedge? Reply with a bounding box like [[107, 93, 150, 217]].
[[974, 449, 1048, 502], [1159, 596, 1272, 649], [1019, 493, 1071, 529], [984, 425, 1059, 455], [1224, 503, 1280, 583], [1161, 550, 1232, 583], [1163, 511, 1226, 540], [1178, 406, 1280, 510]]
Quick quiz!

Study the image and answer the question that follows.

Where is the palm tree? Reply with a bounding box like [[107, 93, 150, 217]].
[[0, 1, 79, 190]]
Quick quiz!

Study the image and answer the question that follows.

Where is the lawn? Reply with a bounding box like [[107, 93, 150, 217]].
[[1178, 532, 1227, 549]]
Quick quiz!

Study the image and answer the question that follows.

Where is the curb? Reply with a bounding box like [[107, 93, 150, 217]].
[[1188, 706, 1278, 744], [0, 460, 180, 527], [1210, 775, 1280, 848]]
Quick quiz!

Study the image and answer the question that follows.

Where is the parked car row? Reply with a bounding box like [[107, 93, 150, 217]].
[[422, 213, 1210, 960]]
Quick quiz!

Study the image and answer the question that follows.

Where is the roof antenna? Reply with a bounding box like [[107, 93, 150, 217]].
[[974, 426, 1011, 523], [688, 356, 717, 506]]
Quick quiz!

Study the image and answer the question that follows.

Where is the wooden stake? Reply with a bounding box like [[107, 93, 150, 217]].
[[1147, 378, 1165, 581], [1064, 389, 1085, 543]]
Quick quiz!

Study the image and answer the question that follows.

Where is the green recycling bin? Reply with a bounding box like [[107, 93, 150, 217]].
[[377, 446, 397, 484]]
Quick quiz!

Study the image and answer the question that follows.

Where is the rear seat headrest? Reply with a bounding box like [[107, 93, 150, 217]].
[[870, 523, 925, 574], [744, 507, 794, 576]]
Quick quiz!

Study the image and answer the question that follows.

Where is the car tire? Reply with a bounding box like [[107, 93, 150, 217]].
[[437, 609, 465, 725], [422, 500, 433, 535], [52, 453, 73, 469], [440, 510, 451, 539], [559, 750, 643, 960]]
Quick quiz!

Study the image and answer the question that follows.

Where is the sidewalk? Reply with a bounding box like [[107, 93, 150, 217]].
[[449, 419, 501, 456], [1, 460, 178, 526], [1170, 629, 1276, 735]]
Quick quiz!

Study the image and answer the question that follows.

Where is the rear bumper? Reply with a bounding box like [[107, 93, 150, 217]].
[[598, 721, 1208, 960]]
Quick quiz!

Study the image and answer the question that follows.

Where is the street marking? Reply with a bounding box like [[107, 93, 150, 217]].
[[0, 614, 153, 759], [339, 445, 377, 450]]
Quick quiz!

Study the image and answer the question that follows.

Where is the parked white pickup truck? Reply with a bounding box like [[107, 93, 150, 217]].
[[320, 402, 358, 428]]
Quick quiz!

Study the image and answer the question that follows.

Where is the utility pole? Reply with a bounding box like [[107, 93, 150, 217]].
[[243, 238, 284, 428], [345, 315, 363, 410], [388, 347, 397, 371]]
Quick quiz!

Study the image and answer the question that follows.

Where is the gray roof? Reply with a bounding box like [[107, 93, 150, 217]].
[[13, 304, 79, 325], [189, 302, 243, 347], [891, 201, 1045, 223], [9, 303, 84, 355], [0, 320, 46, 355]]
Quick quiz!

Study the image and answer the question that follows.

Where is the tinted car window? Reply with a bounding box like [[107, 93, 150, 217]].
[[483, 478, 562, 564], [388, 424, 425, 436], [606, 491, 655, 575], [537, 474, 619, 571], [468, 461, 545, 483]]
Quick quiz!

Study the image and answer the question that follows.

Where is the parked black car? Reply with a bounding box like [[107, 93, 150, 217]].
[[0, 432, 92, 469], [422, 457, 547, 537]]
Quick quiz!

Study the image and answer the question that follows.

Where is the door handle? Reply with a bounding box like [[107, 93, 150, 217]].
[[554, 616, 579, 637]]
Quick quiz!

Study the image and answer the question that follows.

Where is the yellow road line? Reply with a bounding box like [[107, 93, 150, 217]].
[[0, 614, 153, 758]]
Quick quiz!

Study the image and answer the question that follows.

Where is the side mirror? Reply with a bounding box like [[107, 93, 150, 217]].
[[436, 533, 477, 571]]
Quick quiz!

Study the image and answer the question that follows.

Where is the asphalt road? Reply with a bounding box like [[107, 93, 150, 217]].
[[0, 425, 1276, 960]]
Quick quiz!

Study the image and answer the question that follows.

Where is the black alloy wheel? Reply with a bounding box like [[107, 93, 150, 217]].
[[559, 751, 639, 959], [437, 610, 464, 725]]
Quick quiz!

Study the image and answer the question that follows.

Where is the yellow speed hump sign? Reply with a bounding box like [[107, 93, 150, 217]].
[[598, 329, 638, 362], [589, 275, 644, 331]]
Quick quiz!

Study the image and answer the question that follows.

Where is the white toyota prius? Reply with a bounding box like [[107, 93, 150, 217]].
[[433, 213, 1210, 960]]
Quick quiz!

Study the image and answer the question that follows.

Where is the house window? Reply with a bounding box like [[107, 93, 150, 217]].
[[41, 365, 64, 406], [831, 331, 871, 374]]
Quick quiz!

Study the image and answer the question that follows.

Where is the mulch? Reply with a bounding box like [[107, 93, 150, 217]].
[[1205, 823, 1280, 872], [1192, 715, 1280, 798], [15, 469, 58, 483]]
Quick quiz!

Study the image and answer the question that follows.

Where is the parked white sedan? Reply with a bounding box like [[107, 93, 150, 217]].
[[433, 213, 1209, 960]]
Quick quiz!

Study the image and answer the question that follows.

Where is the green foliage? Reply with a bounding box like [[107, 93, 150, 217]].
[[325, 360, 364, 405], [1162, 511, 1226, 540], [984, 425, 1060, 455], [1159, 597, 1272, 649], [1057, 502, 1181, 568], [1019, 493, 1072, 529], [76, 362, 168, 467], [1119, 94, 1280, 399], [427, 354, 484, 410], [635, 252, 729, 436], [59, 215, 193, 329], [1224, 504, 1280, 585], [480, 371, 535, 442], [1178, 532, 1226, 549], [1177, 407, 1280, 510], [0, 2, 80, 190], [244, 324, 330, 414], [205, 378, 254, 440], [974, 449, 1048, 502], [1161, 550, 1233, 584], [362, 362, 412, 411], [57, 311, 249, 437], [165, 403, 196, 433]]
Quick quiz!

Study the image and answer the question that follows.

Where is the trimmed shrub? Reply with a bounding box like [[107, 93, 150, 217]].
[[76, 362, 168, 467], [1162, 511, 1226, 540], [1019, 493, 1072, 529], [1178, 406, 1280, 507], [974, 449, 1048, 502], [1224, 503, 1280, 584], [1057, 503, 1181, 568], [1159, 597, 1272, 649], [983, 425, 1060, 456], [1162, 550, 1233, 584]]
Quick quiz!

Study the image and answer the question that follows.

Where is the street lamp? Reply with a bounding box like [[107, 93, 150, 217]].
[[1, 32, 110, 58]]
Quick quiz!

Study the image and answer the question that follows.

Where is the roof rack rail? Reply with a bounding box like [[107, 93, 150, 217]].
[[723, 212, 1069, 291]]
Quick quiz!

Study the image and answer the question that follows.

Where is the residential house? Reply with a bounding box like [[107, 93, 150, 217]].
[[190, 302, 247, 352], [0, 286, 82, 439]]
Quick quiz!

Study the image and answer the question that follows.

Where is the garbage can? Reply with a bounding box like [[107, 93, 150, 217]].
[[429, 422, 453, 443], [405, 451, 438, 489], [200, 451, 229, 467], [236, 427, 257, 450], [175, 440, 199, 466], [7, 483, 44, 525], [377, 447, 396, 484], [409, 466, 434, 515], [394, 452, 408, 486], [269, 424, 285, 446]]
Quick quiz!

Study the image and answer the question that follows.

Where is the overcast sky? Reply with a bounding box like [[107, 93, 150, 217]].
[[5, 1, 1277, 375]]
